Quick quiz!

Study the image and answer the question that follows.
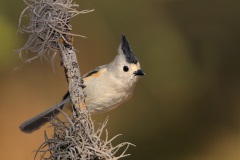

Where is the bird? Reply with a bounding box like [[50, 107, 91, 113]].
[[20, 35, 145, 133]]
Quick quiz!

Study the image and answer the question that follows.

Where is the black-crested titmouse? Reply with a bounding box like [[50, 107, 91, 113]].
[[20, 35, 145, 133]]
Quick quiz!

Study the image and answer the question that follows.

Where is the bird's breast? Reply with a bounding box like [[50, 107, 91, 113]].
[[82, 75, 133, 114]]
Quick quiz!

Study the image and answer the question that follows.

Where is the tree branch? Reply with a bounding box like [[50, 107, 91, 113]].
[[59, 38, 86, 112]]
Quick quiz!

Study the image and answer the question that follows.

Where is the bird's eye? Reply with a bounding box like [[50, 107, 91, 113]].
[[123, 66, 129, 72]]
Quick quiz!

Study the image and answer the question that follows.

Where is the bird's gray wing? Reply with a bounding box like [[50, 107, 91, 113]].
[[19, 96, 70, 133], [82, 65, 107, 79]]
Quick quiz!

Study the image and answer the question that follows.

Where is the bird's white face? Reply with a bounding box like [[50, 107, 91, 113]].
[[110, 51, 144, 90], [120, 61, 142, 81]]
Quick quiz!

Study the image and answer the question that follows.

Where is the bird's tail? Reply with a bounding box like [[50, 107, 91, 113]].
[[19, 96, 70, 133]]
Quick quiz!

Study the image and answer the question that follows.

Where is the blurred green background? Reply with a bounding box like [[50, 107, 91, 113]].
[[1, 0, 240, 159]]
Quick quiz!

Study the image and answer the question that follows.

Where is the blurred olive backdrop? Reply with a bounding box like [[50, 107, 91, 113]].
[[1, 0, 240, 159]]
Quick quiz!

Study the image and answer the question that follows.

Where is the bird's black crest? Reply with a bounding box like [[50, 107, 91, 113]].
[[121, 35, 138, 64]]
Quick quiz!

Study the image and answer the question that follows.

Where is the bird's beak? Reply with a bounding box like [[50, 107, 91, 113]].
[[134, 69, 145, 76]]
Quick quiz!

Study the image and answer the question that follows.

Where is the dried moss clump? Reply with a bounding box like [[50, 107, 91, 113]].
[[36, 110, 134, 160], [18, 0, 93, 61]]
